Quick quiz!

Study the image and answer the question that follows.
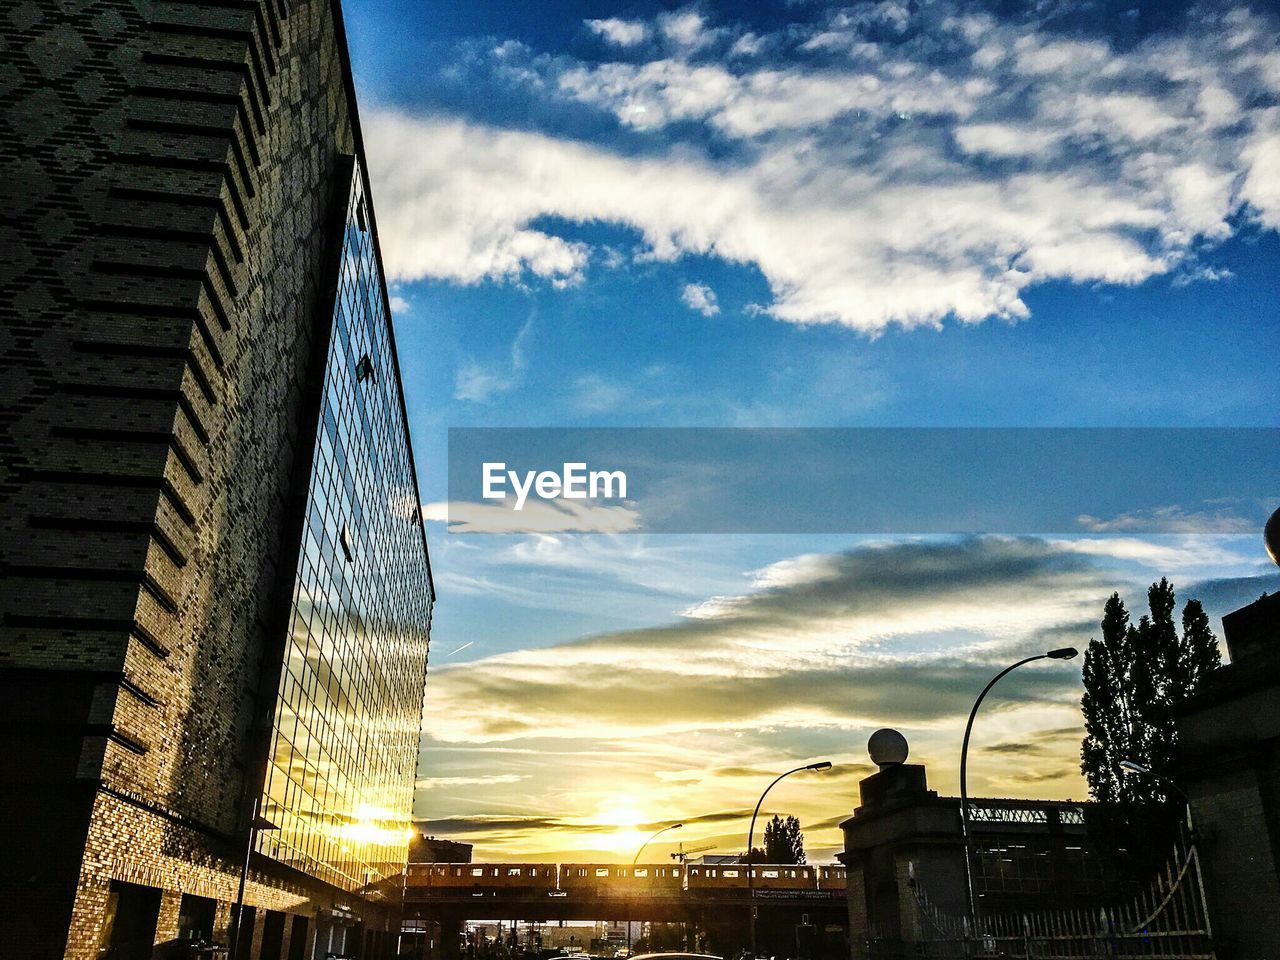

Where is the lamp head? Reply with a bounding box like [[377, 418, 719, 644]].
[[1120, 760, 1150, 775], [1046, 647, 1079, 660], [808, 761, 833, 771], [670, 823, 683, 830]]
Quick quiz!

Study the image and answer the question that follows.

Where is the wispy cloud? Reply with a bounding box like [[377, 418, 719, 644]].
[[365, 6, 1280, 332], [1076, 504, 1258, 534], [417, 774, 528, 789], [453, 311, 536, 402], [424, 537, 1112, 744], [422, 497, 643, 534]]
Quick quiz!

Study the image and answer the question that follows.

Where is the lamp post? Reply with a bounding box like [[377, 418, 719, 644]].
[[959, 648, 1077, 945], [747, 761, 832, 959], [229, 795, 278, 960], [628, 823, 682, 953]]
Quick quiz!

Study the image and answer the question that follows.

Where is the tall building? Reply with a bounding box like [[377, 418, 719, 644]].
[[0, 0, 434, 955], [1176, 587, 1280, 957], [408, 835, 474, 865]]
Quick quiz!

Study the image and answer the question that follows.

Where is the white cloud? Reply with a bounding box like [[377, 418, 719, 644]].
[[1241, 115, 1280, 228], [681, 282, 720, 316], [729, 32, 764, 58], [659, 9, 713, 50], [586, 17, 649, 48], [364, 6, 1280, 333], [389, 293, 411, 314]]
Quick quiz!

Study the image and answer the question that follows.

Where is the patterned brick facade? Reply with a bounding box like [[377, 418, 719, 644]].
[[0, 0, 432, 954]]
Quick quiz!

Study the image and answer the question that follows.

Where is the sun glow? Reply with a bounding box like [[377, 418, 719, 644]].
[[585, 801, 650, 855]]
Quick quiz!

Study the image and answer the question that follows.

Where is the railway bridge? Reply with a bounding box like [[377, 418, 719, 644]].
[[402, 862, 850, 959]]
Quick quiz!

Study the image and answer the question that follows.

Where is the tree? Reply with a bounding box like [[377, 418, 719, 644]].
[[762, 814, 805, 864], [1080, 578, 1221, 872]]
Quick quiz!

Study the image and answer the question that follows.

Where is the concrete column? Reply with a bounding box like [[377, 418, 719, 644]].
[[439, 917, 464, 960]]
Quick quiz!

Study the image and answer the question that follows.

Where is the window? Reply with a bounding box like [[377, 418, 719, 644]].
[[339, 524, 354, 562], [723, 869, 739, 878], [508, 868, 522, 876], [355, 354, 376, 383], [634, 869, 648, 877], [471, 868, 484, 877], [596, 868, 610, 877]]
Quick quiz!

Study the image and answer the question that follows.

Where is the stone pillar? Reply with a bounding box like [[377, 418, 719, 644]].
[[214, 899, 235, 947], [61, 872, 113, 960], [154, 889, 183, 944]]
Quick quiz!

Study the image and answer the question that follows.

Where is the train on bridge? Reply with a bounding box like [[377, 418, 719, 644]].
[[405, 862, 847, 899]]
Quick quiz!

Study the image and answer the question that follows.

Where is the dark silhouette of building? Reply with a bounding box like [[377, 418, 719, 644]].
[[0, 0, 434, 956], [840, 735, 1121, 947], [1177, 586, 1280, 958], [410, 836, 474, 864]]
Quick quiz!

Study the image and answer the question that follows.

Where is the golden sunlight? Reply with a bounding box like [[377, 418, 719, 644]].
[[583, 800, 650, 855]]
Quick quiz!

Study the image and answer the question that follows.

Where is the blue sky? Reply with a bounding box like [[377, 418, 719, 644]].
[[340, 0, 1279, 859]]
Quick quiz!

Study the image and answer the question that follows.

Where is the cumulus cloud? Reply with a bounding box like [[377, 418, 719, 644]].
[[364, 5, 1280, 333], [681, 282, 720, 315]]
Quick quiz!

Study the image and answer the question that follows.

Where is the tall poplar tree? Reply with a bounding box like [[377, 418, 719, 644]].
[[1080, 579, 1221, 869]]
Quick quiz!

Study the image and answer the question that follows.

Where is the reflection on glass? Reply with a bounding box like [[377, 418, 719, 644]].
[[256, 161, 433, 894]]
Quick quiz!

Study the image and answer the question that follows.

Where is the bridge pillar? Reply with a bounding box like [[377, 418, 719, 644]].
[[436, 916, 463, 960]]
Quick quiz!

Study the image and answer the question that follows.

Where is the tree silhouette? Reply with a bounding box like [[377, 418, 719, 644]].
[[1080, 578, 1220, 873], [762, 814, 806, 864]]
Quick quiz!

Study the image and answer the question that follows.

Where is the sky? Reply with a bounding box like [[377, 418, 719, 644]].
[[340, 0, 1280, 862]]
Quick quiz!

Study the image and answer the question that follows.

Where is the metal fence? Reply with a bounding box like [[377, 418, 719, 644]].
[[877, 827, 1215, 960]]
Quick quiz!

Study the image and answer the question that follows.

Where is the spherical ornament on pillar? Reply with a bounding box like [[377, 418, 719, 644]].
[[1266, 506, 1280, 568], [868, 728, 909, 769]]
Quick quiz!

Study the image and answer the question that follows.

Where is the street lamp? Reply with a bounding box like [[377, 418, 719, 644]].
[[229, 795, 278, 960], [959, 648, 1077, 944], [747, 761, 832, 958], [628, 823, 682, 952]]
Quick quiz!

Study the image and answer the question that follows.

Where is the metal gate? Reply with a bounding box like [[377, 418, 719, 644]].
[[899, 827, 1214, 959]]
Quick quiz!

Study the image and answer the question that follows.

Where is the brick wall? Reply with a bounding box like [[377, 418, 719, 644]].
[[0, 0, 413, 953]]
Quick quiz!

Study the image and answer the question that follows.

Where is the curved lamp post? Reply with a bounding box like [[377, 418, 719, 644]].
[[747, 761, 832, 958], [628, 823, 682, 952], [959, 648, 1078, 943]]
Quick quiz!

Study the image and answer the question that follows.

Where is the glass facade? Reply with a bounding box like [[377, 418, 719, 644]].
[[256, 160, 434, 893]]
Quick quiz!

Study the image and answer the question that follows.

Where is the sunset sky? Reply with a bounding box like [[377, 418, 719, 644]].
[[340, 0, 1280, 862]]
